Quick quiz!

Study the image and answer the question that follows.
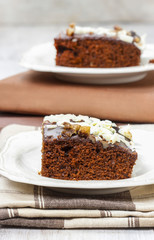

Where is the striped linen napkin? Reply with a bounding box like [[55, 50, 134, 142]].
[[0, 124, 154, 229]]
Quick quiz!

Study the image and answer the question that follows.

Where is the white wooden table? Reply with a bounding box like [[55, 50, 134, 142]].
[[0, 24, 154, 239], [0, 229, 154, 240]]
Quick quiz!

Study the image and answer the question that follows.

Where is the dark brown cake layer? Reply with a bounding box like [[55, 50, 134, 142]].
[[54, 34, 141, 68], [41, 122, 137, 180]]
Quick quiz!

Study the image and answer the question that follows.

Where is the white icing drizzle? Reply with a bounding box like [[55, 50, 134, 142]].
[[44, 114, 135, 150], [73, 26, 145, 51]]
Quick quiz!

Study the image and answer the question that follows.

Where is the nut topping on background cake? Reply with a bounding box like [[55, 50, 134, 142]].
[[127, 31, 141, 43], [66, 23, 75, 36], [133, 36, 141, 43], [114, 25, 123, 31], [65, 23, 145, 50], [69, 23, 75, 28], [66, 28, 74, 36]]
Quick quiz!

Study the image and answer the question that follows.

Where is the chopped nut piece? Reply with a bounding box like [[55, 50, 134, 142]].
[[66, 27, 74, 36], [121, 130, 132, 141], [78, 126, 90, 137], [127, 32, 131, 36], [72, 124, 80, 132], [63, 122, 81, 136], [63, 122, 80, 132], [133, 36, 140, 43], [69, 23, 75, 28], [89, 135, 96, 143], [124, 131, 132, 140], [62, 129, 74, 137], [62, 124, 90, 137], [66, 23, 75, 36], [114, 25, 123, 31], [63, 122, 72, 129]]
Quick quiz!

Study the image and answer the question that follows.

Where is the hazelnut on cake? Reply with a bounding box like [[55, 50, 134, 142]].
[[41, 114, 137, 180], [54, 23, 145, 68]]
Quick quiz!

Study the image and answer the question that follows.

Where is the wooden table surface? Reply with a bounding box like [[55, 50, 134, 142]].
[[0, 114, 43, 130], [0, 113, 154, 240]]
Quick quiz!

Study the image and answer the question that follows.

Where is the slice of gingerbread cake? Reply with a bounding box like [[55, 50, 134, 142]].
[[54, 24, 145, 68], [41, 114, 137, 180]]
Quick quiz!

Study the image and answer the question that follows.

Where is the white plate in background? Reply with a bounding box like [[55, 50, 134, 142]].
[[20, 42, 154, 84], [0, 129, 154, 195]]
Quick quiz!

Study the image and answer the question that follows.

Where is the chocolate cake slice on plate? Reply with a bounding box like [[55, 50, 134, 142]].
[[54, 24, 145, 68], [41, 114, 137, 180]]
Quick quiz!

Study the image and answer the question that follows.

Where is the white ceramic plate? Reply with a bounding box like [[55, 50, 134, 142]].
[[0, 129, 154, 194], [20, 42, 154, 84]]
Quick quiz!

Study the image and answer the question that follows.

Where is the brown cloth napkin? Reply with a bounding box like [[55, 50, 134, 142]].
[[0, 124, 154, 229], [0, 70, 154, 122]]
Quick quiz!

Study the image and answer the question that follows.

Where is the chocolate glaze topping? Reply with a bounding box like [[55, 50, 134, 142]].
[[43, 122, 132, 153]]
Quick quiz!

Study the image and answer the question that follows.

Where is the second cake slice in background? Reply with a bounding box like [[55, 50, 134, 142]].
[[54, 23, 145, 68]]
